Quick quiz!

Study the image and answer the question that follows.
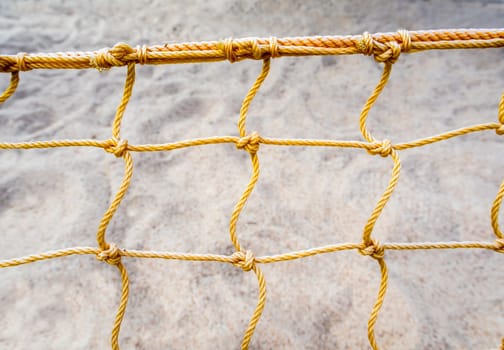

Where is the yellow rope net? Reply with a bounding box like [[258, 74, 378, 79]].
[[1, 28, 504, 349]]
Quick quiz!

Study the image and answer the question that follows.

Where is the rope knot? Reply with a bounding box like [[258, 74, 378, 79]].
[[105, 138, 129, 158], [359, 30, 410, 64], [251, 40, 263, 60], [231, 250, 256, 271], [268, 37, 279, 59], [376, 41, 402, 64], [136, 45, 148, 65], [359, 32, 374, 56], [368, 139, 393, 157], [16, 53, 30, 72], [359, 239, 385, 259], [495, 238, 504, 253], [96, 243, 123, 265], [496, 124, 504, 135], [221, 38, 237, 63], [251, 37, 279, 60], [236, 132, 261, 154], [90, 42, 135, 71]]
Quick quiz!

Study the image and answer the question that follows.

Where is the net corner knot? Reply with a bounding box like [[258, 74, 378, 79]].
[[220, 37, 237, 63], [359, 29, 411, 64], [231, 249, 256, 272], [105, 138, 129, 158], [90, 42, 135, 71], [136, 45, 148, 65], [236, 131, 261, 154], [96, 242, 123, 265], [359, 239, 385, 259], [368, 139, 393, 157]]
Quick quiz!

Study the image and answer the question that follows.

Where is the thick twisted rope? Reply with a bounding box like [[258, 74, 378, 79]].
[[1, 29, 504, 71], [1, 29, 504, 350]]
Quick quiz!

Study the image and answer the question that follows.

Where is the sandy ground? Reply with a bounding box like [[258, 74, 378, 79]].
[[1, 1, 504, 349]]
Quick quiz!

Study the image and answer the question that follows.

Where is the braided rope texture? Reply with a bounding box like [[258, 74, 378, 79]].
[[1, 29, 504, 349]]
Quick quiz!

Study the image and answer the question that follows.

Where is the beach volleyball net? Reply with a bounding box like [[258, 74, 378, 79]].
[[0, 29, 503, 349]]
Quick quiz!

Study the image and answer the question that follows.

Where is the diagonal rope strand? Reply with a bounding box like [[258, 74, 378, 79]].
[[0, 72, 19, 103]]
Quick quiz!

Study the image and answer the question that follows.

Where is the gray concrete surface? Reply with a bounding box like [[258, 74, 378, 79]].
[[0, 1, 504, 349]]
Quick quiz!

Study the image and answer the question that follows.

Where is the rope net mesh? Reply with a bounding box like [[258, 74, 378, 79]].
[[0, 29, 504, 349]]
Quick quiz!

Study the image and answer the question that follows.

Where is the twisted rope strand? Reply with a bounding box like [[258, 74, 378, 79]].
[[2, 238, 503, 270], [0, 121, 499, 153], [1, 29, 504, 71], [94, 63, 137, 349], [0, 29, 503, 349], [229, 58, 271, 348], [111, 263, 129, 350], [358, 52, 402, 348], [367, 258, 388, 349], [229, 59, 270, 251]]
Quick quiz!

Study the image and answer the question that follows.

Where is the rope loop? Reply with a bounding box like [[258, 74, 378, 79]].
[[231, 250, 256, 271], [221, 37, 237, 63], [359, 32, 374, 56], [368, 139, 393, 157], [359, 239, 385, 260], [136, 45, 148, 65], [268, 37, 279, 59], [251, 39, 263, 60], [105, 138, 129, 158], [236, 131, 261, 155], [397, 29, 411, 52], [16, 53, 29, 72], [90, 42, 135, 71], [96, 242, 123, 265]]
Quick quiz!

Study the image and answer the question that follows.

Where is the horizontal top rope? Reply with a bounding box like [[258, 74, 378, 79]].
[[1, 28, 504, 72]]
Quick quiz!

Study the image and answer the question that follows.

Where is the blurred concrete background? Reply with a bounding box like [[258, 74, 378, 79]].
[[0, 0, 504, 349]]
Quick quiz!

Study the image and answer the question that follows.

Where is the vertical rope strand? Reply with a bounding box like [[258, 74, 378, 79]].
[[111, 262, 130, 350], [229, 153, 260, 252], [367, 258, 388, 350], [240, 265, 267, 349], [358, 57, 400, 350], [96, 63, 137, 350], [230, 58, 271, 250], [237, 58, 271, 137], [96, 62, 136, 250], [362, 151, 402, 244], [493, 92, 504, 240], [112, 63, 136, 140], [359, 63, 392, 143], [96, 151, 134, 250], [491, 180, 504, 239], [230, 59, 271, 349], [359, 61, 402, 245]]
